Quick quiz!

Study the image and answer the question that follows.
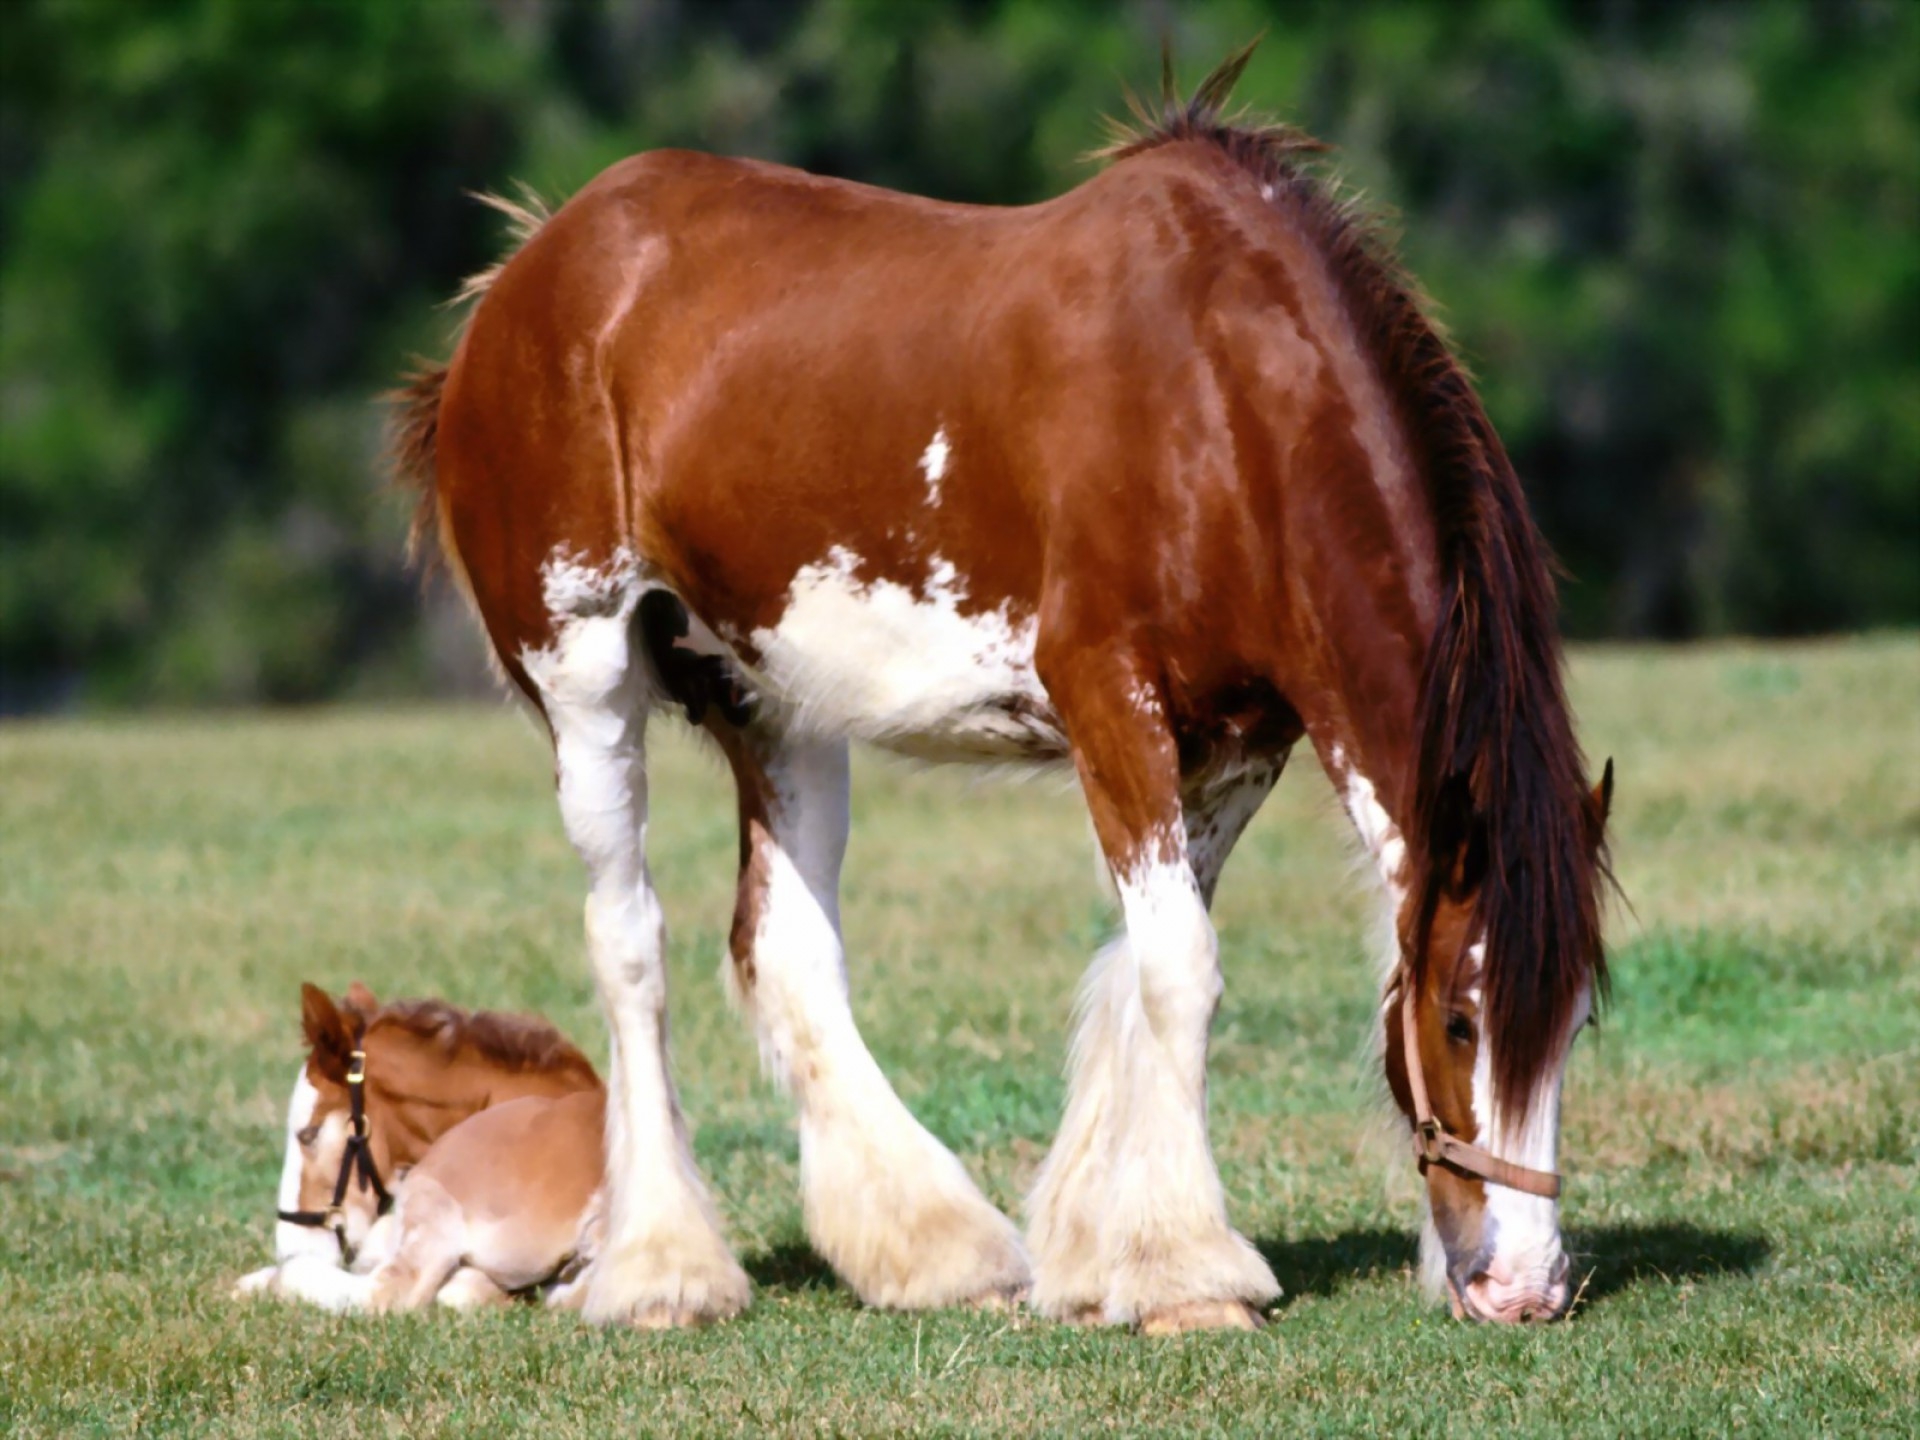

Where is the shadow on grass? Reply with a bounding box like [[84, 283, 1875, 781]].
[[746, 1241, 842, 1295], [1258, 1229, 1416, 1305], [1567, 1221, 1771, 1302], [744, 1222, 1770, 1309], [1257, 1222, 1770, 1309]]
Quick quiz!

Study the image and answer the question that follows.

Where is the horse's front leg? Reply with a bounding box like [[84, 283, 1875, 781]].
[[714, 728, 1030, 1309], [1027, 642, 1280, 1332]]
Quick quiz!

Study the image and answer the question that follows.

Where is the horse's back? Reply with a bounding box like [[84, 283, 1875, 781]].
[[435, 141, 1374, 751]]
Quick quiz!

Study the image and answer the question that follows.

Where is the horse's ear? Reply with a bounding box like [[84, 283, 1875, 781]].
[[1582, 760, 1612, 852], [300, 982, 352, 1082], [343, 980, 378, 1018]]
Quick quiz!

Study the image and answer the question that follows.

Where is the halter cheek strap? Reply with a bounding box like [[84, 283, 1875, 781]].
[[276, 1042, 395, 1257], [1397, 971, 1561, 1200]]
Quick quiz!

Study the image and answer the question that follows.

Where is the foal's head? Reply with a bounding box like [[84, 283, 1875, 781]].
[[275, 982, 387, 1262], [274, 982, 600, 1262], [1385, 763, 1613, 1324]]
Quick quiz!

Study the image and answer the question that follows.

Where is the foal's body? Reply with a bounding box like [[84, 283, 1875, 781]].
[[400, 58, 1607, 1331], [251, 1088, 606, 1314], [241, 985, 607, 1309]]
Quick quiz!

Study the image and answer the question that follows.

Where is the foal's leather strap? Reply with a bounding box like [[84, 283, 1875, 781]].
[[1398, 975, 1562, 1200]]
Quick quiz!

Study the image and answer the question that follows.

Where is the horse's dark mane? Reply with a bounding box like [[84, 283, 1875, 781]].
[[1102, 44, 1609, 1125], [370, 997, 601, 1082]]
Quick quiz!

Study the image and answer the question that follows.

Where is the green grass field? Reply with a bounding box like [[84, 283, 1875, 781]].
[[3, 638, 1916, 1436]]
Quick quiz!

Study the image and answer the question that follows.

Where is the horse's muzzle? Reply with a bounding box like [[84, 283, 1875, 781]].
[[1456, 1254, 1572, 1324]]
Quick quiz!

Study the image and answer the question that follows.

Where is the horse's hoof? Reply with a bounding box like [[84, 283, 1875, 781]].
[[966, 1283, 1029, 1314], [627, 1303, 711, 1331], [1137, 1299, 1265, 1335]]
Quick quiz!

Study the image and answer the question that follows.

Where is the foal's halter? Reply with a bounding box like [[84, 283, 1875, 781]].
[[1395, 967, 1562, 1199], [276, 1039, 395, 1257]]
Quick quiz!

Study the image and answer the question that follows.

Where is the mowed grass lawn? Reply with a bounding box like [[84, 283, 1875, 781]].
[[2, 638, 1916, 1436]]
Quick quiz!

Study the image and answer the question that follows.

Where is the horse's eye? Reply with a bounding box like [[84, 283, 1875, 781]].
[[1445, 1014, 1474, 1045], [297, 1124, 320, 1147]]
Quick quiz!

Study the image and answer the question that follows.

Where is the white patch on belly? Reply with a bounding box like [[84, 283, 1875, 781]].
[[748, 546, 1063, 761], [918, 426, 951, 504], [275, 1066, 336, 1264]]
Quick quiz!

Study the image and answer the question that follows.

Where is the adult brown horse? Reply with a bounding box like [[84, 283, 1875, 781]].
[[392, 48, 1611, 1332]]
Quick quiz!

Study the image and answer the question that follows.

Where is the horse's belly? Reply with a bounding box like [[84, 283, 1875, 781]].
[[743, 547, 1065, 762]]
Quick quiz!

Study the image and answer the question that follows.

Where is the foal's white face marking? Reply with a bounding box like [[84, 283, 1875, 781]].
[[918, 426, 951, 504], [750, 545, 1063, 760], [275, 1065, 337, 1264]]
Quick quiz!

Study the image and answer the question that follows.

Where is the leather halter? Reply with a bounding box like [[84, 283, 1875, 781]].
[[276, 1039, 394, 1257], [1396, 966, 1561, 1199]]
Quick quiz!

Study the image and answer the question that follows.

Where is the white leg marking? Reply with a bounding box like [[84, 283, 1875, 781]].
[[521, 550, 749, 1327], [740, 738, 1028, 1308], [436, 1266, 512, 1310], [261, 1254, 377, 1313], [1031, 813, 1278, 1326]]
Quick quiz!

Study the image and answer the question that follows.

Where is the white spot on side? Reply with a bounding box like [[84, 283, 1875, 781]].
[[918, 426, 951, 504], [748, 546, 1063, 761], [275, 1067, 335, 1264]]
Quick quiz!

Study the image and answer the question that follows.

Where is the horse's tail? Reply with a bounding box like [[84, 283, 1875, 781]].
[[387, 362, 452, 575]]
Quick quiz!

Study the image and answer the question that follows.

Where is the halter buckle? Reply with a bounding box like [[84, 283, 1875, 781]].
[[347, 1050, 367, 1084], [1414, 1118, 1446, 1167], [351, 1113, 370, 1141]]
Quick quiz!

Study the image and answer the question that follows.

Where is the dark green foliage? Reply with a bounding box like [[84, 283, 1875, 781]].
[[3, 0, 1914, 706]]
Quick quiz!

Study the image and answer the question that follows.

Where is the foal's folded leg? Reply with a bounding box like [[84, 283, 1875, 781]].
[[436, 1266, 513, 1310], [363, 1176, 470, 1312]]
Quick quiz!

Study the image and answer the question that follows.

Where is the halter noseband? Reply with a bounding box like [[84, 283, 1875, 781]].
[[276, 1038, 395, 1257], [1396, 966, 1561, 1199]]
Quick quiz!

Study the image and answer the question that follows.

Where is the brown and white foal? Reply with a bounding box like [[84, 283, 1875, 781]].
[[390, 49, 1611, 1331], [236, 984, 604, 1311]]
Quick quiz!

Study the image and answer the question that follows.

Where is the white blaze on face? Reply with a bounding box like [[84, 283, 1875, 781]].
[[748, 546, 1063, 761], [918, 426, 951, 504], [274, 1065, 336, 1264], [1470, 974, 1587, 1288]]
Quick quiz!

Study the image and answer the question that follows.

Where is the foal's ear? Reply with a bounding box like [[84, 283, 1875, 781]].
[[300, 982, 354, 1083], [343, 980, 379, 1018]]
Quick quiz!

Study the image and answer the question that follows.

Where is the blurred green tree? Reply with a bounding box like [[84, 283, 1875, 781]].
[[1, 0, 1913, 707]]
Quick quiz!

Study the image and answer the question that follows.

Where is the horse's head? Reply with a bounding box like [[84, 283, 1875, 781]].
[[1386, 761, 1613, 1324]]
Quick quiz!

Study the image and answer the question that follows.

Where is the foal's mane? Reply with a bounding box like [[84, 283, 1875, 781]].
[[370, 997, 600, 1082], [1103, 45, 1609, 1124]]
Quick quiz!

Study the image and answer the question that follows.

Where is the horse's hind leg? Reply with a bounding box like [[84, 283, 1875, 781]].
[[524, 568, 750, 1327], [712, 726, 1030, 1309], [1027, 637, 1282, 1331]]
